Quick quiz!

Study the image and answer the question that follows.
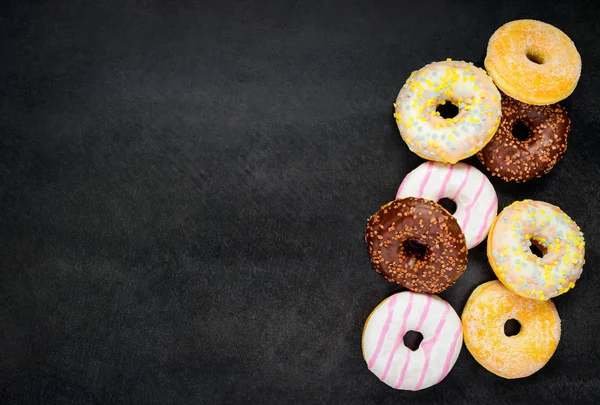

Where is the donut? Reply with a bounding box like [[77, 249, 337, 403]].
[[487, 200, 585, 301], [362, 291, 462, 390], [365, 197, 468, 293], [462, 281, 561, 379], [394, 59, 502, 163], [477, 95, 570, 182], [485, 20, 581, 105], [396, 161, 497, 249]]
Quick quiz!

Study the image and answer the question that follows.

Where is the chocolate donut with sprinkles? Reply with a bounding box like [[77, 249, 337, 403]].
[[478, 95, 570, 182], [365, 198, 468, 294], [394, 59, 502, 163]]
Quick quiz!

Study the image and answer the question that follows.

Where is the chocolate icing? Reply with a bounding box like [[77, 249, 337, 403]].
[[365, 198, 468, 293], [477, 95, 570, 182]]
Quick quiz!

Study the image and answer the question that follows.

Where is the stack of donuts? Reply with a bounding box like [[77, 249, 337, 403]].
[[361, 20, 585, 390]]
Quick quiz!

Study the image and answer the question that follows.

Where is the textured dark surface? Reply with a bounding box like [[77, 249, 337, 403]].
[[1, 0, 599, 404]]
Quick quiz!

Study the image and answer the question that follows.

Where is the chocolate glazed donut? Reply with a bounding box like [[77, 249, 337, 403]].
[[477, 95, 570, 182], [365, 197, 468, 294]]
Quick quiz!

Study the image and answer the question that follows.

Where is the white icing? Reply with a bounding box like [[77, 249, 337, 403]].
[[362, 292, 462, 391], [397, 161, 498, 249], [395, 60, 502, 163], [489, 199, 585, 300]]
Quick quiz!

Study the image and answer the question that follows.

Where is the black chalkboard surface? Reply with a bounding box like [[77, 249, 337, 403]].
[[1, 0, 599, 404]]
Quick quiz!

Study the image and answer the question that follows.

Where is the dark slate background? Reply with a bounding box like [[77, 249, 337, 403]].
[[1, 0, 599, 404]]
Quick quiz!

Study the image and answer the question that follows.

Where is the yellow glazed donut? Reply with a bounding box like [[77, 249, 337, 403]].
[[487, 200, 585, 301], [485, 20, 581, 105], [394, 60, 501, 163], [462, 281, 561, 379]]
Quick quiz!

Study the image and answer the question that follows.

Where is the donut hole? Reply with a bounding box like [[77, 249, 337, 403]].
[[526, 51, 545, 65], [437, 198, 457, 214], [504, 319, 521, 337], [404, 238, 428, 260], [512, 121, 530, 141], [529, 239, 547, 258], [403, 330, 424, 351], [435, 101, 459, 119]]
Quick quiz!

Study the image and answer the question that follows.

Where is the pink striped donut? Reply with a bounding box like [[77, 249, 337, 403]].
[[397, 161, 498, 249], [362, 292, 463, 391]]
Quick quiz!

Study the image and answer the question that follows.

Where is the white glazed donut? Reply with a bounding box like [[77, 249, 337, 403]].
[[362, 292, 463, 391], [396, 161, 498, 249], [488, 199, 585, 300], [395, 59, 502, 163]]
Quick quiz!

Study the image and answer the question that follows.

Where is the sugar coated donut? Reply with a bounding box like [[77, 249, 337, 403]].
[[394, 59, 501, 163], [462, 281, 561, 379], [366, 197, 468, 293], [478, 95, 570, 182], [485, 20, 581, 105], [488, 200, 585, 301], [396, 161, 497, 249], [362, 292, 462, 390]]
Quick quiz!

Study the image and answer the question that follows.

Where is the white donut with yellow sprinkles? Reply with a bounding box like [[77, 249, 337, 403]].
[[394, 59, 502, 163], [487, 200, 585, 301]]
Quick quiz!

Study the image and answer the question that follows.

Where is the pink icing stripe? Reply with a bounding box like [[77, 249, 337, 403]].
[[394, 348, 411, 389], [396, 174, 410, 198], [380, 293, 414, 381], [417, 162, 434, 198], [474, 195, 498, 245], [436, 164, 454, 201], [451, 165, 471, 200], [437, 325, 463, 383], [414, 302, 450, 390], [368, 295, 398, 369], [415, 295, 431, 331], [462, 175, 486, 231], [394, 295, 431, 389]]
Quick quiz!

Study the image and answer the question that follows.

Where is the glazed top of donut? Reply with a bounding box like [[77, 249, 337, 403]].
[[366, 198, 468, 293], [394, 60, 501, 164], [478, 95, 569, 182]]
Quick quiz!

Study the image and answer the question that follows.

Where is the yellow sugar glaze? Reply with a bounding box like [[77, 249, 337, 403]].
[[462, 281, 561, 379], [485, 20, 581, 105]]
